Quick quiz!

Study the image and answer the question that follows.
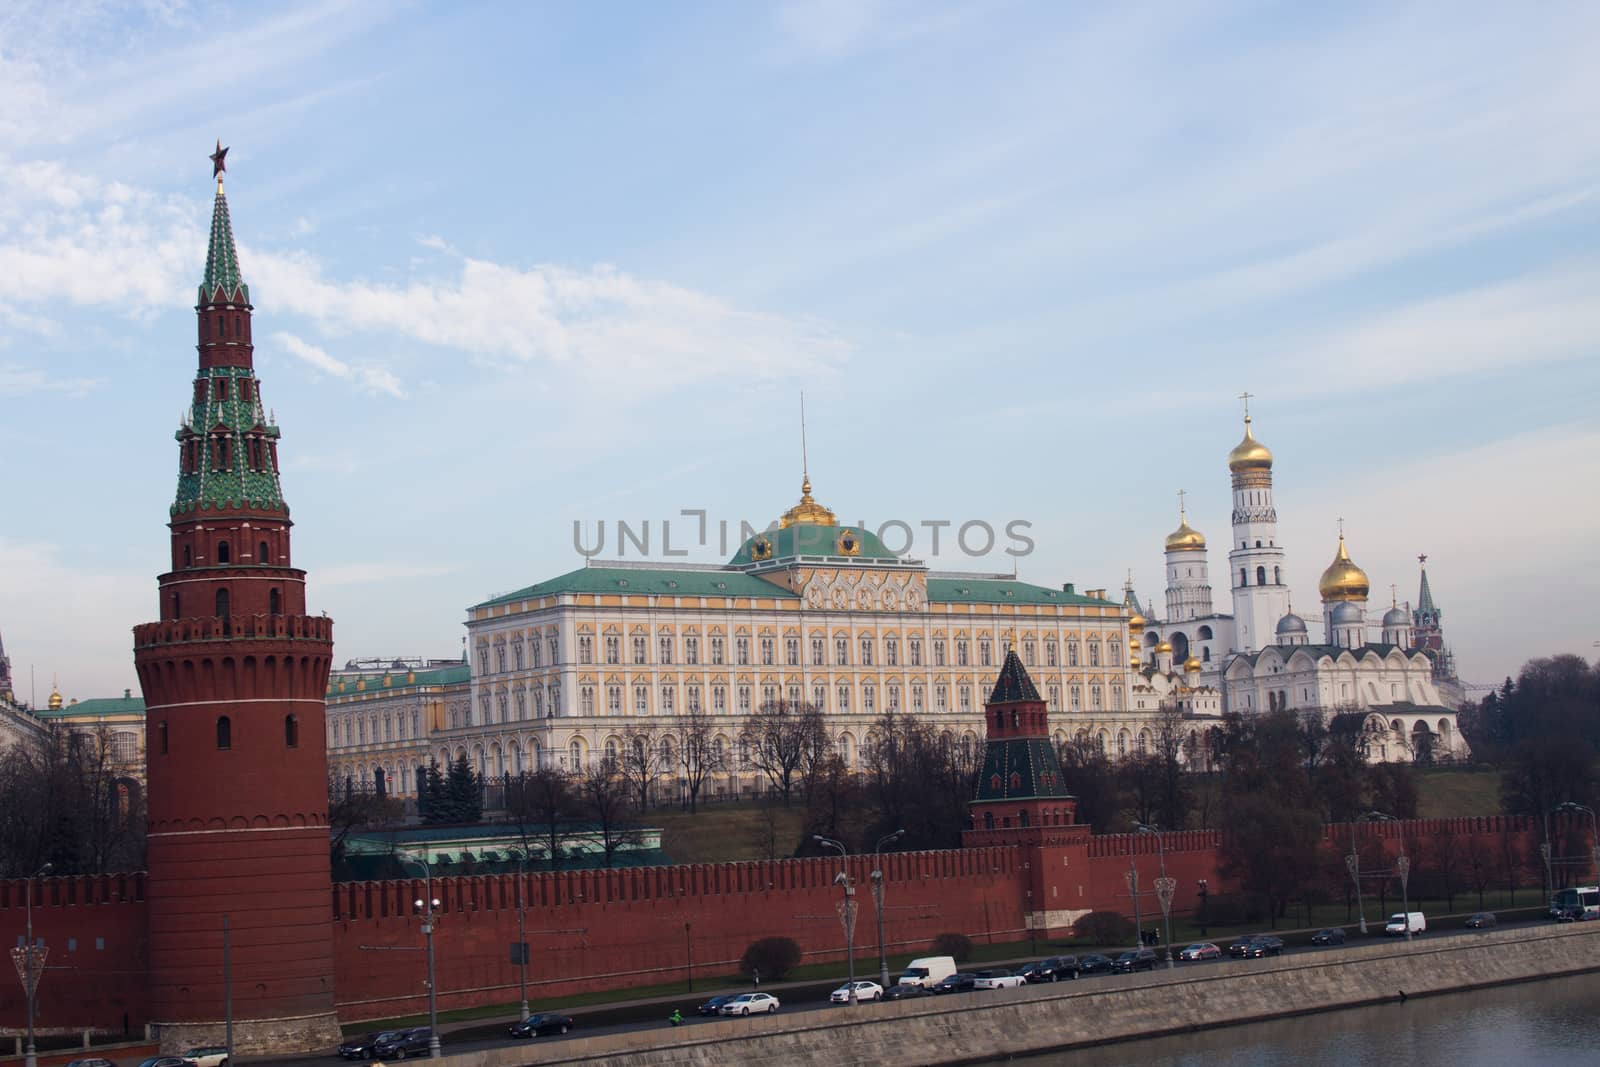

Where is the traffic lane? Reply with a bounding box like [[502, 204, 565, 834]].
[[246, 917, 1558, 1067]]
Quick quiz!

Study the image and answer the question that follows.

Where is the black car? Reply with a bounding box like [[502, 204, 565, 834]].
[[1111, 948, 1158, 973], [1465, 912, 1498, 929], [136, 1059, 195, 1067], [1311, 927, 1347, 946], [933, 972, 977, 994], [884, 983, 934, 1001], [1021, 956, 1078, 983], [1076, 953, 1116, 976], [372, 1027, 434, 1059], [509, 1013, 573, 1038], [1231, 936, 1284, 959], [696, 994, 734, 1016], [338, 1033, 396, 1061]]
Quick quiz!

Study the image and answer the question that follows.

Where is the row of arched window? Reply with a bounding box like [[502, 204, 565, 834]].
[[155, 713, 299, 754]]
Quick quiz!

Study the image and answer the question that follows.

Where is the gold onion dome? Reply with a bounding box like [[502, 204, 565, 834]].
[[1183, 655, 1202, 672], [1155, 640, 1173, 654], [778, 475, 837, 528], [1319, 534, 1371, 602], [1127, 610, 1146, 631], [1227, 416, 1274, 472], [1165, 509, 1206, 552], [48, 686, 63, 709]]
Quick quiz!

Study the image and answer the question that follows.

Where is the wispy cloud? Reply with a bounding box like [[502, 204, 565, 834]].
[[274, 330, 405, 398], [0, 361, 102, 397], [318, 560, 463, 589]]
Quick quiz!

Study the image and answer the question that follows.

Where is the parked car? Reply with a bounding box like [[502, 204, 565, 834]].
[[372, 1027, 434, 1059], [1385, 912, 1426, 936], [830, 980, 884, 1003], [1076, 954, 1116, 976], [1178, 942, 1221, 961], [338, 1033, 395, 1060], [67, 1059, 117, 1067], [136, 1058, 196, 1067], [696, 994, 734, 1016], [1227, 935, 1273, 959], [1311, 927, 1347, 946], [884, 983, 934, 1001], [1465, 912, 1498, 929], [718, 992, 780, 1015], [973, 968, 1027, 989], [1111, 949, 1158, 973], [933, 972, 978, 994], [508, 1013, 574, 1038], [1021, 956, 1078, 982]]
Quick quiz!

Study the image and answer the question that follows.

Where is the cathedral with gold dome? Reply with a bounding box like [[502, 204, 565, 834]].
[[1127, 403, 1470, 764]]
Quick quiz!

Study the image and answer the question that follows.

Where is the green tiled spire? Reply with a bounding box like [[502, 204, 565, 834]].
[[171, 369, 285, 516], [199, 186, 250, 305]]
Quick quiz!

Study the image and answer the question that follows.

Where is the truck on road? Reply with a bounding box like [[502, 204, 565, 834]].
[[897, 956, 958, 989]]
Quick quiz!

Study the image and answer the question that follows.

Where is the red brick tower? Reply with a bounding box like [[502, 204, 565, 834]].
[[964, 646, 1091, 937], [132, 148, 339, 1053]]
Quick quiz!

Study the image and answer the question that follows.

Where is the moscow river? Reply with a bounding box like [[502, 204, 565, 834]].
[[1018, 971, 1597, 1066]]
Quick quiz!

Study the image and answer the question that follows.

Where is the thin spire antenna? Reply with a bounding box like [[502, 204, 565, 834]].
[[1177, 488, 1187, 518], [800, 391, 809, 480]]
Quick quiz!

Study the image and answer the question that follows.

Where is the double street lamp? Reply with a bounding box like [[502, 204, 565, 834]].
[[813, 836, 858, 1005], [1361, 811, 1411, 942], [1136, 825, 1175, 969], [868, 829, 905, 988], [12, 862, 52, 1067], [401, 852, 444, 1058]]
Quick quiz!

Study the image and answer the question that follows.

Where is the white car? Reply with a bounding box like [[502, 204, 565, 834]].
[[185, 1049, 228, 1067], [718, 992, 781, 1015], [972, 968, 1027, 989], [829, 980, 884, 1003]]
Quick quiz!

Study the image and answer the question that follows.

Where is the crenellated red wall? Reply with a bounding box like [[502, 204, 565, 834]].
[[0, 814, 1572, 1032]]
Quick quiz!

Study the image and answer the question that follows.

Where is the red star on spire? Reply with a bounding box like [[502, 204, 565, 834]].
[[211, 140, 229, 180]]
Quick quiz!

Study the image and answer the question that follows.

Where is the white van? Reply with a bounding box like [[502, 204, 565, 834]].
[[1385, 912, 1426, 936], [897, 955, 958, 988]]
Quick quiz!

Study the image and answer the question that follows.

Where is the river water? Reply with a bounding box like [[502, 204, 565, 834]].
[[1017, 971, 1598, 1066]]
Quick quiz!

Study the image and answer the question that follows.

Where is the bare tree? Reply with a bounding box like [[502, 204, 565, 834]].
[[1465, 834, 1494, 910], [676, 705, 723, 814], [0, 725, 146, 877], [506, 767, 577, 871], [576, 756, 641, 868], [619, 723, 664, 813], [740, 699, 827, 807], [328, 773, 403, 875]]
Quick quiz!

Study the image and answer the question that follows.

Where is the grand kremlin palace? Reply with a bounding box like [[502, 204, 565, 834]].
[[323, 476, 1136, 800]]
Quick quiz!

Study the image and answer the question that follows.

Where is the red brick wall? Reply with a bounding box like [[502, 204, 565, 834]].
[[0, 875, 149, 1033]]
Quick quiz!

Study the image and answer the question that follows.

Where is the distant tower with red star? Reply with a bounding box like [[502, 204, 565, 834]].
[[131, 145, 339, 1053]]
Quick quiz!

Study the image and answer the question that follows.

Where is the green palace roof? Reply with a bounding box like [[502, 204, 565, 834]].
[[328, 662, 470, 696], [926, 576, 1110, 607], [475, 566, 799, 610], [727, 523, 900, 566], [36, 692, 146, 719]]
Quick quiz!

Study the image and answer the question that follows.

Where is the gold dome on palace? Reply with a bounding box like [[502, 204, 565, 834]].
[[778, 475, 837, 528], [1319, 534, 1370, 602], [1127, 610, 1147, 631], [48, 686, 63, 710], [1155, 640, 1173, 654], [1183, 655, 1202, 672], [1228, 416, 1274, 472]]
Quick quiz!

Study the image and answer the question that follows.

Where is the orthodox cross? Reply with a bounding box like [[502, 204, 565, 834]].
[[1177, 488, 1187, 517], [1238, 390, 1253, 419]]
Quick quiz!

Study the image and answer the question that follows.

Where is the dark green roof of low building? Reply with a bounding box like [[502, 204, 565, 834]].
[[925, 576, 1111, 607], [474, 566, 798, 609], [35, 693, 146, 719], [328, 662, 470, 697]]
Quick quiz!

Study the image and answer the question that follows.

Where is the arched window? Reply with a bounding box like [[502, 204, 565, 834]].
[[983, 811, 995, 831], [1256, 565, 1267, 585], [269, 588, 281, 615], [259, 540, 270, 564], [159, 720, 169, 755], [1273, 566, 1281, 584], [215, 587, 230, 617], [216, 715, 232, 750], [171, 591, 181, 618], [285, 714, 299, 748], [183, 545, 192, 567], [1240, 568, 1248, 586], [217, 541, 231, 564], [1019, 809, 1030, 827]]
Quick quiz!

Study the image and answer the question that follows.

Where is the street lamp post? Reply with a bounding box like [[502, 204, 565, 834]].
[[1362, 811, 1411, 942], [14, 862, 52, 1067], [1137, 825, 1175, 969], [513, 851, 530, 1022], [814, 835, 858, 1005], [1124, 853, 1142, 954], [1347, 821, 1367, 936], [402, 852, 444, 1058], [869, 829, 905, 988]]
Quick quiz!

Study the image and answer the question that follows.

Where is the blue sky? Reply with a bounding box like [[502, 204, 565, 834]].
[[2, 0, 1598, 701]]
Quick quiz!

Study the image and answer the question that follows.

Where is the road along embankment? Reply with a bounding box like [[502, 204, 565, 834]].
[[444, 923, 1600, 1067]]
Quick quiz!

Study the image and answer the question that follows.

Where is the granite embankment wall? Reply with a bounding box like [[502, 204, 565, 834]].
[[449, 923, 1600, 1067]]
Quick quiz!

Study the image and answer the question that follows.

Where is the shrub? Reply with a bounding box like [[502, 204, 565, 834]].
[[1072, 910, 1135, 946], [930, 932, 973, 962], [739, 936, 802, 982], [1201, 892, 1266, 927]]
